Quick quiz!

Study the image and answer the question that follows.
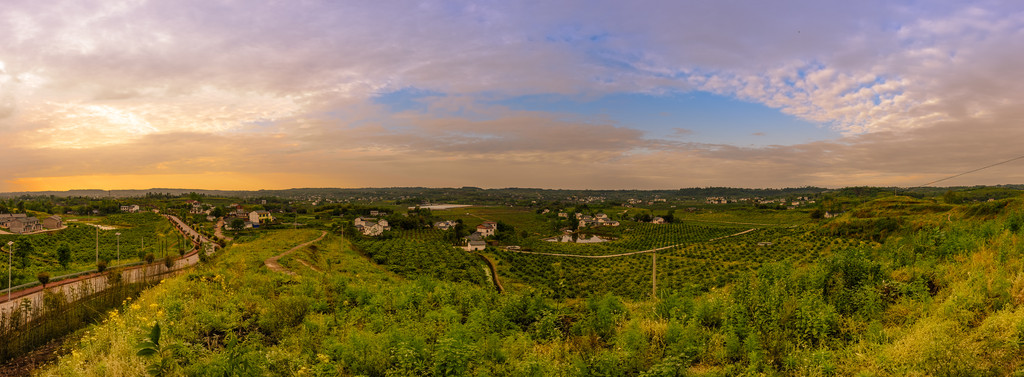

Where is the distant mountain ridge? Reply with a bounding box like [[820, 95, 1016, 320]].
[[2, 185, 1022, 200]]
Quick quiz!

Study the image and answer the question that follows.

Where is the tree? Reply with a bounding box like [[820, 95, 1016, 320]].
[[57, 243, 71, 269], [14, 236, 33, 268], [230, 218, 246, 230], [37, 272, 50, 287]]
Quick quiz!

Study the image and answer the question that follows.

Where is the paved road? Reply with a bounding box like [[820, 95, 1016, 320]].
[[505, 228, 757, 259], [0, 215, 211, 321], [264, 231, 327, 276]]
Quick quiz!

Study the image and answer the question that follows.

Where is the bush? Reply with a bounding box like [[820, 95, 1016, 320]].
[[258, 295, 311, 341], [37, 271, 50, 286], [97, 260, 108, 272]]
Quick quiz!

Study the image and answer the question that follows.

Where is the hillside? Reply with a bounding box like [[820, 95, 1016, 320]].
[[25, 195, 1024, 376]]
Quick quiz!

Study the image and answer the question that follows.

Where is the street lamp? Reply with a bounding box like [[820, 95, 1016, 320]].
[[116, 232, 121, 266], [6, 241, 13, 303]]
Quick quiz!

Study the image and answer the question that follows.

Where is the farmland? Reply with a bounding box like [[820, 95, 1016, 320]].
[[11, 187, 1024, 376], [0, 213, 190, 287]]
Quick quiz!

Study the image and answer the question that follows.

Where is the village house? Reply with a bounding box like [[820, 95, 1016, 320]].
[[249, 210, 274, 225], [434, 220, 458, 230], [0, 213, 27, 228], [462, 233, 486, 251], [823, 211, 844, 219], [120, 205, 140, 213], [229, 208, 249, 219], [187, 200, 206, 214], [354, 217, 390, 236], [651, 217, 666, 224], [42, 215, 63, 229], [475, 221, 497, 237], [9, 217, 42, 234], [558, 212, 568, 218]]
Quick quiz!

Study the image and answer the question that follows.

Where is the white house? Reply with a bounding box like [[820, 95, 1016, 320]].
[[355, 217, 391, 236], [434, 220, 458, 230], [120, 205, 140, 213], [475, 221, 497, 237]]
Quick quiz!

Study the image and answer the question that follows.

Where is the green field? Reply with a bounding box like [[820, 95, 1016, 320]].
[[0, 213, 189, 287], [21, 192, 1024, 376]]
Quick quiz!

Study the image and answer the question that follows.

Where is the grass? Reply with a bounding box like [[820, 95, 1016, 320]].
[[30, 195, 1024, 376]]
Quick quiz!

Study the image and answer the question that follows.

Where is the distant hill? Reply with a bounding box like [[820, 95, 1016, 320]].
[[1, 185, 1021, 201]]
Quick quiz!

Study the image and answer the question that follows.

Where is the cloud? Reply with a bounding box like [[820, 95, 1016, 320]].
[[2, 1, 1024, 191]]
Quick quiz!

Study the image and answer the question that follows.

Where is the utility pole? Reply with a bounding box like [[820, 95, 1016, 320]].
[[6, 241, 13, 303], [116, 232, 121, 266], [651, 252, 657, 299], [95, 227, 99, 268]]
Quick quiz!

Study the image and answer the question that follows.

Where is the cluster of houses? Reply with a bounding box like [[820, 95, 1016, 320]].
[[226, 204, 276, 229], [0, 213, 63, 234], [625, 198, 667, 207], [462, 221, 498, 251], [120, 204, 141, 213], [576, 213, 620, 228], [704, 196, 817, 210], [186, 200, 212, 214], [354, 217, 390, 236]]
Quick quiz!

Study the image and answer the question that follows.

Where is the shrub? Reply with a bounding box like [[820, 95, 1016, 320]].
[[36, 272, 50, 286], [97, 260, 108, 272]]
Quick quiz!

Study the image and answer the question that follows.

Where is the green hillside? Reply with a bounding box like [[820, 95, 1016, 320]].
[[28, 194, 1024, 376]]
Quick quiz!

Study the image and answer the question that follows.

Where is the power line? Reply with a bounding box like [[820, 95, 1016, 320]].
[[910, 153, 1024, 189]]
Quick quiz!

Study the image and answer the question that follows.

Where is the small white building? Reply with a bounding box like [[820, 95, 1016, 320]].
[[355, 217, 391, 236], [120, 205, 140, 213], [435, 220, 458, 230]]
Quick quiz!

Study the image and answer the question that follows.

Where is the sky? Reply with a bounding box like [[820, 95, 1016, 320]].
[[2, 0, 1024, 191]]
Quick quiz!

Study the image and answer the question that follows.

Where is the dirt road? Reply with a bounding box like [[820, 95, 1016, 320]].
[[264, 231, 327, 276]]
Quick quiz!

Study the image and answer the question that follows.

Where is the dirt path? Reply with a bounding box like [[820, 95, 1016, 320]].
[[214, 218, 233, 242], [264, 231, 327, 276], [471, 252, 504, 293], [707, 228, 757, 241], [683, 219, 792, 226], [295, 258, 322, 272], [507, 228, 758, 259]]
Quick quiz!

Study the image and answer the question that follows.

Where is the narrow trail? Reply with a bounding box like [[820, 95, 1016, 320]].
[[682, 219, 792, 226], [264, 231, 327, 276], [707, 228, 757, 241], [471, 252, 504, 293], [506, 228, 758, 259], [295, 258, 322, 272], [214, 218, 233, 242]]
